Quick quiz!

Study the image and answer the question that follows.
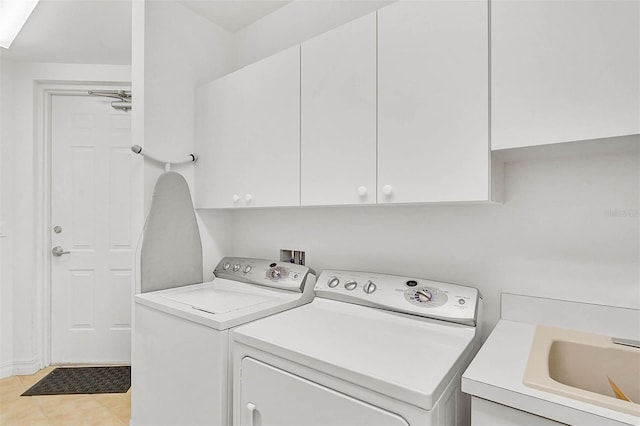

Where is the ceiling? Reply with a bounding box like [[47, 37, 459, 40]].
[[2, 0, 132, 65], [178, 0, 292, 33], [1, 0, 292, 65]]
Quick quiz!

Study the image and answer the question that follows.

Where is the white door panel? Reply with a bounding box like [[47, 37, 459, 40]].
[[491, 0, 640, 149], [378, 0, 490, 203], [195, 46, 300, 208], [242, 46, 300, 208], [51, 94, 134, 363], [239, 357, 409, 426], [301, 13, 377, 206]]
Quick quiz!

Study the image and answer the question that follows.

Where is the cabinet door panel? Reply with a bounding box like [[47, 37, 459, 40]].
[[378, 0, 489, 203], [492, 0, 640, 149], [195, 74, 247, 208], [301, 13, 377, 206], [243, 46, 301, 207]]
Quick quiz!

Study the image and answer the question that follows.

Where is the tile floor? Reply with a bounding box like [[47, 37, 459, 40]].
[[0, 367, 130, 426]]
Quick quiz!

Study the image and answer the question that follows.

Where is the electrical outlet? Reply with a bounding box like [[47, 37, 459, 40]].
[[280, 249, 305, 265]]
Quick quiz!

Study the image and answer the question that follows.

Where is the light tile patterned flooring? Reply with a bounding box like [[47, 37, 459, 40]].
[[0, 367, 130, 425]]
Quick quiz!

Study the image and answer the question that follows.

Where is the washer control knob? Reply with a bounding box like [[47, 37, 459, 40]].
[[233, 264, 241, 272], [344, 280, 357, 291], [357, 186, 367, 197], [243, 265, 252, 273], [327, 276, 340, 288], [223, 262, 231, 270], [245, 193, 253, 203], [382, 185, 393, 196], [270, 269, 281, 279], [416, 289, 432, 303], [363, 280, 376, 294], [232, 194, 240, 203]]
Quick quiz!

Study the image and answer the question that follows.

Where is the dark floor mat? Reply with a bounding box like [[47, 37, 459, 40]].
[[22, 366, 131, 396]]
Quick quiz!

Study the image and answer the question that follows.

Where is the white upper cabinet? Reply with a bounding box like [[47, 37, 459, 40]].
[[300, 13, 377, 206], [378, 0, 491, 203], [492, 0, 640, 150], [195, 72, 246, 209], [195, 46, 301, 208]]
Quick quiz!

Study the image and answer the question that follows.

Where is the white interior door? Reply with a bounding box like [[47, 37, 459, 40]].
[[51, 93, 135, 364]]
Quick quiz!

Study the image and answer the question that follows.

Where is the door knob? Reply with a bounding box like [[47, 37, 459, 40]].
[[52, 246, 70, 256]]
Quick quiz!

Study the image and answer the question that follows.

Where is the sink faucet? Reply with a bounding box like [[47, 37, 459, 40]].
[[612, 337, 640, 349]]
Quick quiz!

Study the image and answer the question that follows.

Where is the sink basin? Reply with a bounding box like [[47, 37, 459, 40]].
[[523, 325, 640, 417]]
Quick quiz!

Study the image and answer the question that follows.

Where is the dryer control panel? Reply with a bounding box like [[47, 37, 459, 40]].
[[315, 270, 480, 326], [214, 257, 315, 293]]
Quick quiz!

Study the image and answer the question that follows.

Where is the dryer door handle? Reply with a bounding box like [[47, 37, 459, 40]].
[[247, 402, 258, 426]]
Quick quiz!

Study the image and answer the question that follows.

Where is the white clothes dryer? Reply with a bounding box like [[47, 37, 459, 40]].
[[131, 257, 316, 426], [231, 269, 483, 426]]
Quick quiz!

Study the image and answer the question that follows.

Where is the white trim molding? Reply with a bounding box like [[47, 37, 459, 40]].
[[0, 356, 41, 379]]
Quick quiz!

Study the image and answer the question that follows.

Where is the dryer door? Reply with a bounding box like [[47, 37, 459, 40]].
[[238, 357, 409, 426]]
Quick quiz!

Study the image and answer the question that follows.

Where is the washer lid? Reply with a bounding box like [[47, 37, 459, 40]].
[[231, 298, 480, 410], [135, 278, 309, 330], [163, 282, 273, 314]]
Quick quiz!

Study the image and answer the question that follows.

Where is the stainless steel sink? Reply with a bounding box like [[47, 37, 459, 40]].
[[523, 325, 640, 417]]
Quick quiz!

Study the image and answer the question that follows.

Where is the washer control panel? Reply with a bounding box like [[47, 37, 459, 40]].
[[214, 257, 314, 292], [315, 270, 480, 326]]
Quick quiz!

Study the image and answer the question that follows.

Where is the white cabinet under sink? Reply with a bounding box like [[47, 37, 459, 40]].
[[491, 0, 640, 150], [377, 0, 495, 204], [471, 397, 565, 426], [300, 13, 377, 206], [195, 46, 300, 209]]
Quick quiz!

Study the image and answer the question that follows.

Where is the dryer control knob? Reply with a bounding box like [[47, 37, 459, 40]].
[[363, 280, 377, 294], [416, 289, 432, 303], [270, 269, 281, 279], [344, 280, 357, 291], [245, 193, 253, 203], [232, 194, 240, 203], [223, 262, 231, 270], [382, 185, 393, 196], [243, 265, 252, 273], [327, 276, 340, 288], [357, 186, 367, 197], [233, 264, 241, 272]]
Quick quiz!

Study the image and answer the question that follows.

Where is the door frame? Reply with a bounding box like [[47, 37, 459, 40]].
[[35, 82, 142, 367]]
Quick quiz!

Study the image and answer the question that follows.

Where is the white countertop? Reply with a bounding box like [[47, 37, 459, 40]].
[[462, 319, 639, 426]]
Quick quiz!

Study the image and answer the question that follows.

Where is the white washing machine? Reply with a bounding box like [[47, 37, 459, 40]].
[[131, 257, 316, 426], [231, 269, 483, 426]]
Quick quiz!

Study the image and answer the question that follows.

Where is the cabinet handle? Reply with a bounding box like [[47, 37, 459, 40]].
[[245, 193, 253, 203], [357, 186, 367, 197], [382, 185, 393, 196], [232, 194, 240, 203], [247, 402, 257, 426]]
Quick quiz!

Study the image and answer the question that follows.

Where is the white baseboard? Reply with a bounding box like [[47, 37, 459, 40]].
[[0, 356, 42, 379]]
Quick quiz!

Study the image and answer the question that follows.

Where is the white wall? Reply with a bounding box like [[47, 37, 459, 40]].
[[231, 152, 640, 333], [142, 0, 234, 210], [138, 0, 235, 279], [0, 61, 131, 377], [0, 53, 13, 377]]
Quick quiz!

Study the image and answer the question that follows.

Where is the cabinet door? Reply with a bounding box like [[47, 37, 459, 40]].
[[301, 13, 377, 206], [196, 47, 300, 208], [242, 45, 301, 208], [492, 0, 640, 149], [378, 0, 490, 203], [238, 357, 409, 426], [195, 73, 247, 208]]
